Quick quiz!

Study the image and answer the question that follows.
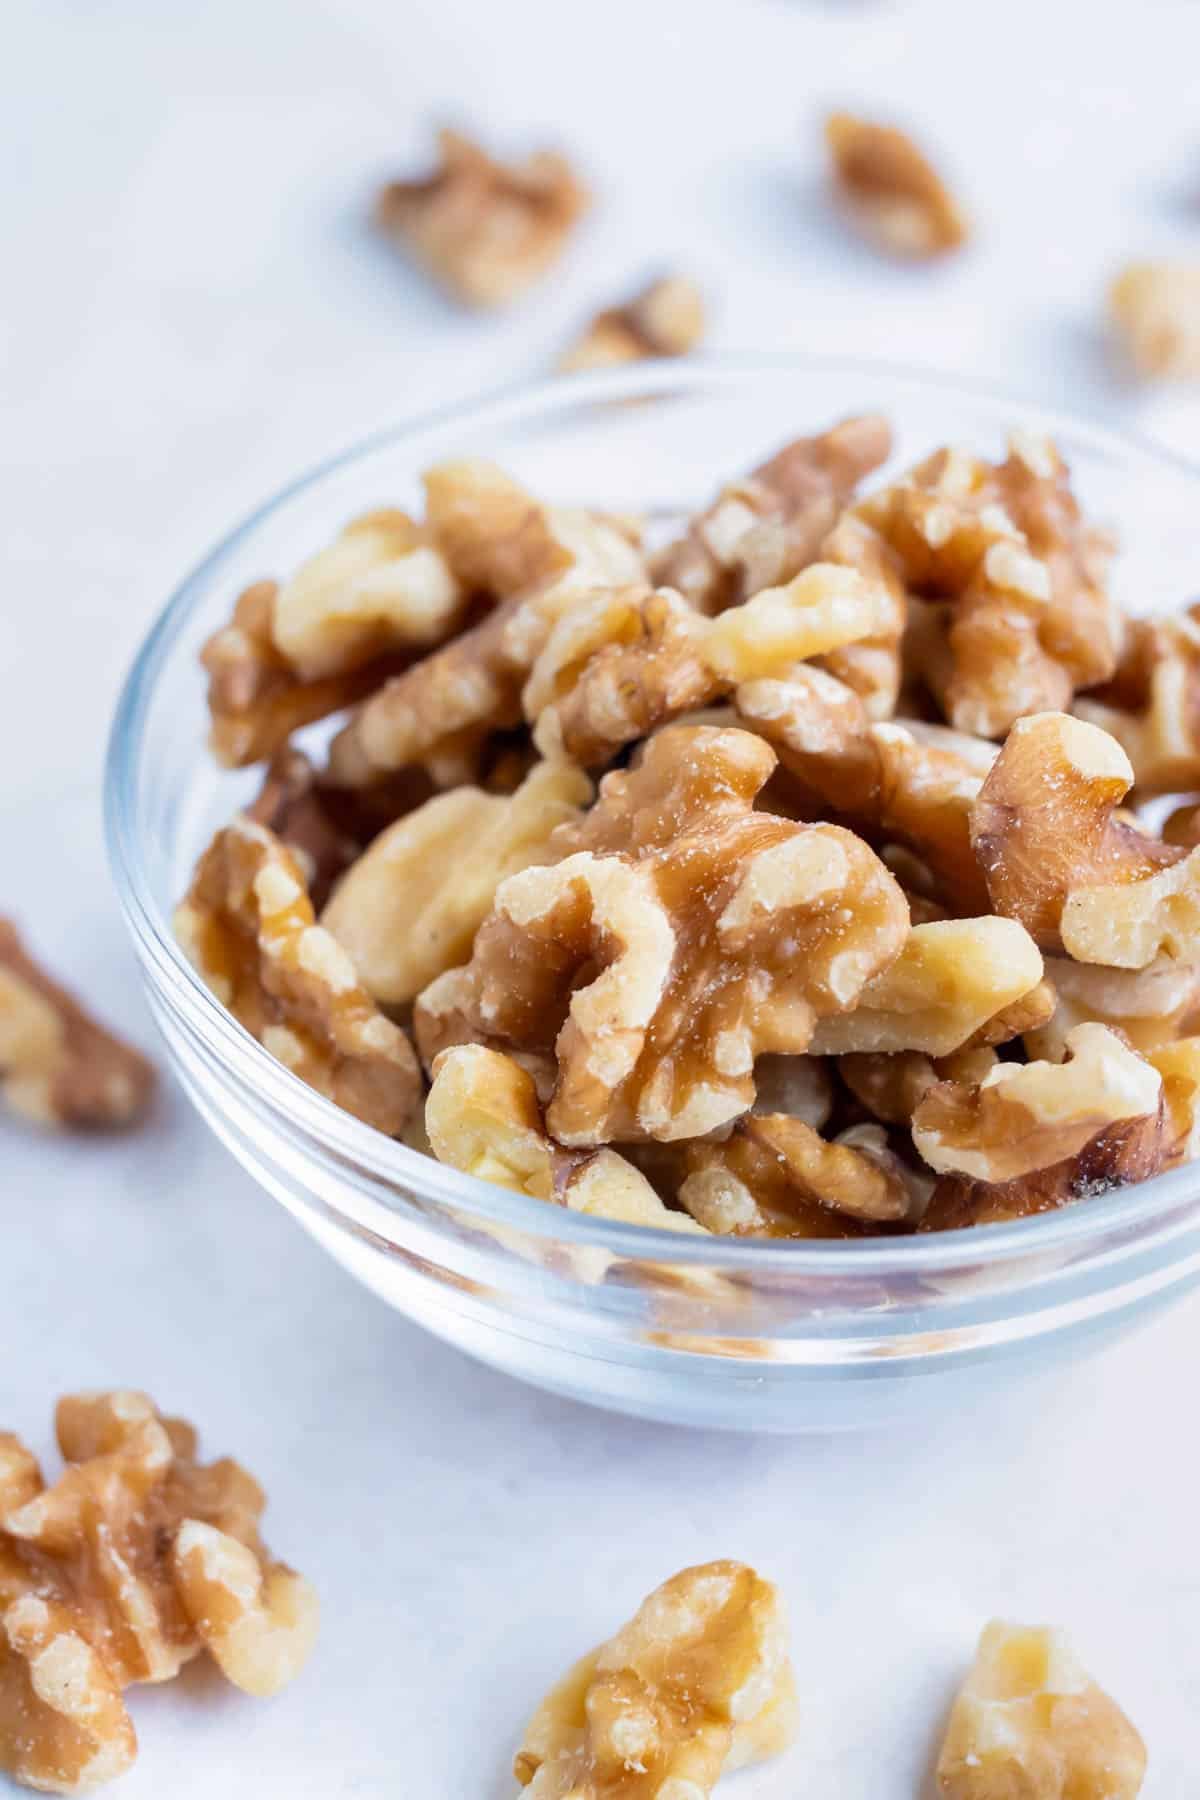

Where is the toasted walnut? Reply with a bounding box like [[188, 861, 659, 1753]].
[[450, 726, 908, 1143], [1076, 606, 1200, 794], [971, 713, 1181, 952], [0, 920, 155, 1132], [321, 762, 590, 1004], [1110, 260, 1200, 378], [936, 1620, 1146, 1799], [680, 1114, 925, 1238], [374, 127, 589, 308], [704, 561, 901, 684], [651, 414, 893, 615], [245, 748, 362, 909], [825, 112, 967, 257], [809, 918, 1043, 1057], [1026, 956, 1200, 1062], [514, 1561, 796, 1799], [560, 275, 706, 371], [174, 816, 420, 1133], [0, 1593, 136, 1795]]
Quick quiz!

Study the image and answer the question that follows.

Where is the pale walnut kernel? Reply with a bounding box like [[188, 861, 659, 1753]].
[[374, 127, 589, 308], [825, 112, 967, 258], [1110, 261, 1200, 378], [514, 1561, 797, 1799], [174, 816, 420, 1134], [321, 761, 590, 1004], [560, 275, 706, 371], [703, 561, 900, 683], [1076, 606, 1200, 794], [971, 712, 1182, 952], [452, 726, 908, 1144], [937, 1620, 1146, 1800], [1062, 844, 1200, 969], [809, 918, 1044, 1058], [0, 1593, 136, 1796], [1026, 956, 1200, 1062], [652, 414, 893, 615], [171, 1523, 318, 1700], [0, 920, 155, 1132]]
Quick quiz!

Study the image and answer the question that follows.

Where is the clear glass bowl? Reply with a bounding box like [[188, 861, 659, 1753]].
[[105, 354, 1200, 1433]]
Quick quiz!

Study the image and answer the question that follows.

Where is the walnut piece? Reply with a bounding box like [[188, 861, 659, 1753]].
[[1062, 844, 1200, 969], [0, 1391, 316, 1794], [1110, 261, 1200, 378], [375, 127, 589, 308], [1076, 606, 1200, 794], [514, 1561, 797, 1799], [825, 112, 968, 258], [651, 414, 893, 615], [838, 1045, 998, 1126], [0, 919, 155, 1132], [1027, 956, 1200, 1062], [560, 275, 706, 371], [971, 713, 1181, 953], [447, 726, 908, 1143], [174, 816, 420, 1133], [936, 1620, 1146, 1799], [245, 748, 363, 909], [321, 761, 590, 1004]]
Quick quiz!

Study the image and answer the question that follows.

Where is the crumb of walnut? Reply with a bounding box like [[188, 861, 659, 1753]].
[[824, 112, 967, 258], [374, 127, 589, 308], [1076, 606, 1200, 795], [0, 919, 156, 1132], [971, 712, 1182, 953], [449, 725, 908, 1144], [1110, 261, 1200, 378], [321, 761, 590, 1004], [809, 917, 1044, 1057], [936, 1620, 1146, 1799], [174, 816, 421, 1134], [651, 413, 893, 615], [514, 1561, 797, 1799], [560, 275, 706, 371], [0, 1391, 316, 1794], [680, 1113, 926, 1237]]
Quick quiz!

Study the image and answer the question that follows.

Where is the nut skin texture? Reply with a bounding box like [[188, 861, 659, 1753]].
[[513, 1561, 797, 1800], [936, 1620, 1146, 1800], [825, 112, 967, 258], [1110, 261, 1200, 379], [447, 726, 909, 1145], [174, 816, 421, 1135], [374, 127, 589, 308], [560, 275, 706, 371], [0, 920, 156, 1133], [0, 1392, 316, 1794]]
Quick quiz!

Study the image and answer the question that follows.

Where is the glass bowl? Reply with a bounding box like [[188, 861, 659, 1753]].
[[106, 354, 1200, 1433]]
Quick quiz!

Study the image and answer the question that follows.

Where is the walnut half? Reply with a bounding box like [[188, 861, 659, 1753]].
[[825, 112, 968, 258], [560, 275, 706, 372]]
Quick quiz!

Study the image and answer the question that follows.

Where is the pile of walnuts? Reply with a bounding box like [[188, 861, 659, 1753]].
[[177, 413, 1200, 1240]]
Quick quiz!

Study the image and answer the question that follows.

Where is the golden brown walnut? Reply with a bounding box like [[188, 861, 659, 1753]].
[[321, 761, 591, 1004], [1063, 844, 1200, 969], [970, 712, 1182, 953], [425, 1045, 706, 1235], [936, 1620, 1146, 1799], [245, 748, 362, 909], [838, 1045, 998, 1126], [514, 1561, 797, 1799], [1026, 956, 1200, 1062], [651, 413, 893, 615], [808, 918, 1044, 1057], [680, 1114, 926, 1238], [374, 127, 589, 308], [825, 112, 968, 258], [1110, 261, 1200, 378], [450, 726, 909, 1143], [751, 1054, 833, 1127], [1149, 1035, 1200, 1162], [0, 1391, 316, 1794], [0, 920, 156, 1132], [1075, 606, 1200, 794], [174, 816, 421, 1133], [560, 275, 706, 371], [328, 482, 645, 786]]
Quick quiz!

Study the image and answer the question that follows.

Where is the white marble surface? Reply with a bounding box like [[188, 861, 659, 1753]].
[[5, 1, 1200, 1793]]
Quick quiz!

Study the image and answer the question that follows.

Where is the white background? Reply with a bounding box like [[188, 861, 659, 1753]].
[[5, 1, 1200, 1793]]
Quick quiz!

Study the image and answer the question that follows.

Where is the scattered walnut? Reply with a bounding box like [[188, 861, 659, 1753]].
[[560, 275, 706, 371], [321, 761, 590, 1004], [1076, 606, 1200, 795], [449, 726, 908, 1143], [0, 920, 155, 1132], [514, 1561, 797, 1799], [652, 414, 893, 614], [174, 816, 420, 1133], [936, 1620, 1146, 1799], [971, 713, 1181, 952], [824, 112, 967, 258], [0, 1391, 316, 1794], [1110, 260, 1200, 378], [1026, 955, 1200, 1062], [374, 126, 589, 308], [809, 918, 1044, 1057]]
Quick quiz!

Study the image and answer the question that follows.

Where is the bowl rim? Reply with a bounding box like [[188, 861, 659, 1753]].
[[104, 348, 1200, 1274]]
